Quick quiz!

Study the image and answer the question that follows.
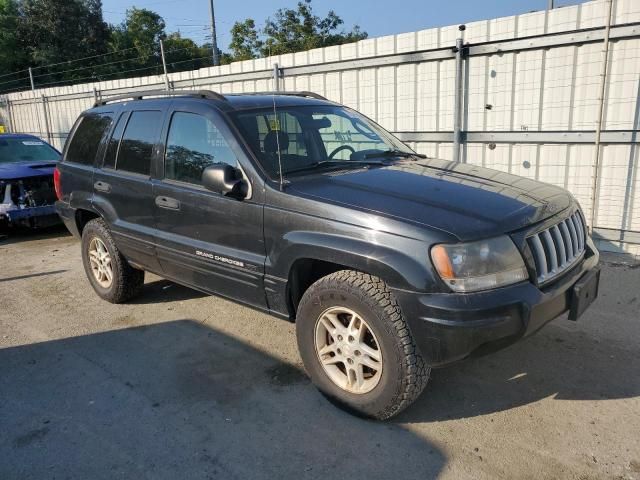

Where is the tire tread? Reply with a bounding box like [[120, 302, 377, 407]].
[[298, 269, 430, 419], [82, 218, 144, 304]]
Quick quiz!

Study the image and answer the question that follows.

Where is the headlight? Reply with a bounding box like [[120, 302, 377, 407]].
[[430, 236, 529, 292]]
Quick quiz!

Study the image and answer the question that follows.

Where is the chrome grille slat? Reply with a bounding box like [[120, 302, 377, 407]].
[[551, 225, 567, 264], [530, 235, 548, 278], [571, 213, 584, 251], [527, 211, 586, 285], [541, 230, 558, 272], [559, 221, 574, 258], [566, 218, 579, 257]]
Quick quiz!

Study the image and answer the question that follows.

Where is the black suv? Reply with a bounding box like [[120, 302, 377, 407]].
[[55, 89, 600, 419]]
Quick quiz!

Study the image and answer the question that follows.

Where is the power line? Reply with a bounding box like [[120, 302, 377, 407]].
[[30, 46, 142, 72], [31, 44, 204, 81]]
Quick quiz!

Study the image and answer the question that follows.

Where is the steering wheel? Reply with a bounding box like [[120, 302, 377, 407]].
[[328, 144, 356, 160]]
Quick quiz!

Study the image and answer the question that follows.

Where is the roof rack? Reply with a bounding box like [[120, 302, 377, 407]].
[[94, 89, 226, 107], [232, 91, 329, 101]]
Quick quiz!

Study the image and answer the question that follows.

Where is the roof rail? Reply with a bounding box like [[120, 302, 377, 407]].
[[232, 91, 329, 101], [94, 89, 226, 107]]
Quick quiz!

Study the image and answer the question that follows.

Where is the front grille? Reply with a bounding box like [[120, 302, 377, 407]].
[[527, 210, 586, 285]]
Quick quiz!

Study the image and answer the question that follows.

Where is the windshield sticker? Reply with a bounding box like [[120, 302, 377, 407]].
[[22, 141, 44, 146], [268, 118, 281, 131]]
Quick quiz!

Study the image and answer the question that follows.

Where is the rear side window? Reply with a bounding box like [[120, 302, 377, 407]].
[[65, 113, 113, 165], [116, 111, 162, 175], [102, 112, 128, 169]]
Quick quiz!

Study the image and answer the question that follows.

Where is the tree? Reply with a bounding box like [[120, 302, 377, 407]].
[[0, 0, 25, 85], [229, 19, 263, 61], [110, 8, 165, 61], [260, 0, 367, 56], [18, 0, 110, 82], [163, 32, 211, 72]]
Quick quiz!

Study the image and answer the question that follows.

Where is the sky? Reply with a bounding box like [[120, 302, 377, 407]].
[[102, 0, 589, 50]]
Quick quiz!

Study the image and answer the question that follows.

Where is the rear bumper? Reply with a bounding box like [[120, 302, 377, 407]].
[[55, 200, 80, 238], [393, 238, 600, 367]]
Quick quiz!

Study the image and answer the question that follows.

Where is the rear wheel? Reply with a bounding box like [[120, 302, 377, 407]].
[[296, 270, 430, 419], [81, 218, 144, 303]]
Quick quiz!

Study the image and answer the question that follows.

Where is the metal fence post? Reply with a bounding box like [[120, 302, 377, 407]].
[[160, 39, 170, 90], [41, 95, 52, 144], [28, 67, 35, 91], [272, 63, 281, 91], [4, 98, 14, 133], [28, 67, 44, 138], [453, 25, 466, 163], [590, 0, 614, 228]]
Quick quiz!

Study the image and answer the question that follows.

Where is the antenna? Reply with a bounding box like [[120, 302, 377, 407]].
[[270, 55, 285, 191]]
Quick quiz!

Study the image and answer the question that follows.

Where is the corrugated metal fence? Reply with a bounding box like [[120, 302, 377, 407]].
[[1, 0, 639, 254]]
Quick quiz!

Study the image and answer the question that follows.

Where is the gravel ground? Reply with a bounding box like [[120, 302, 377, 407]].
[[1, 227, 639, 480]]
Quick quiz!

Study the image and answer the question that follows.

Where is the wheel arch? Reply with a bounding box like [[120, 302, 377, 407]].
[[75, 208, 101, 236], [279, 231, 437, 318]]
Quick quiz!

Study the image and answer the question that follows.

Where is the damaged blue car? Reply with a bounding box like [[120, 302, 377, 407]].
[[0, 134, 61, 229]]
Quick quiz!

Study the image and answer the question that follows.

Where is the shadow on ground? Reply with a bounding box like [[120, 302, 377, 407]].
[[397, 320, 640, 423], [0, 320, 445, 480], [0, 224, 70, 246], [130, 279, 208, 304]]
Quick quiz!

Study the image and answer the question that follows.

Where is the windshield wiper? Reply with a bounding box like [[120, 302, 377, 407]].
[[284, 159, 387, 175], [363, 149, 427, 160]]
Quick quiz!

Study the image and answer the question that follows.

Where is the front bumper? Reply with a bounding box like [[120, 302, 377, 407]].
[[393, 238, 600, 367], [2, 204, 60, 228]]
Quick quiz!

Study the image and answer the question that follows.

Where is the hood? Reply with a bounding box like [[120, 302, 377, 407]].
[[288, 158, 573, 241], [0, 160, 59, 180]]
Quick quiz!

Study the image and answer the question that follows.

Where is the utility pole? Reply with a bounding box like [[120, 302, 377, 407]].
[[209, 0, 220, 66], [548, 0, 554, 9]]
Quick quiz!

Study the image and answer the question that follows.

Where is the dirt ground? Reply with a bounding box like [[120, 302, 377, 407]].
[[1, 226, 639, 480]]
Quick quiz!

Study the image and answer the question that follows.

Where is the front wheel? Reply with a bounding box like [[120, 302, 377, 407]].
[[296, 270, 430, 419]]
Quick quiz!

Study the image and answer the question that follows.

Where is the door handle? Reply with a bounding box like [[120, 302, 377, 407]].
[[94, 181, 111, 193], [155, 196, 181, 210]]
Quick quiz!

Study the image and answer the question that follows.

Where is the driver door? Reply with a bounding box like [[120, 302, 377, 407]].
[[152, 101, 267, 309]]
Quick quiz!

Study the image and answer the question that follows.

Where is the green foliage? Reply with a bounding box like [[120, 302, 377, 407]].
[[0, 0, 367, 93], [0, 0, 25, 81], [229, 19, 263, 61], [113, 8, 165, 60], [17, 0, 110, 84], [163, 33, 212, 72], [228, 0, 368, 59]]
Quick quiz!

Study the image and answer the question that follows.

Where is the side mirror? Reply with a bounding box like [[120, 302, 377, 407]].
[[201, 164, 248, 199]]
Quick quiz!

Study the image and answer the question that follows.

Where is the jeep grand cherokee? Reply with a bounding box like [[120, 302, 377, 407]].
[[55, 90, 600, 419]]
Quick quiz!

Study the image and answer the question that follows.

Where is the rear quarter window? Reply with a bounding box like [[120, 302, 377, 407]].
[[65, 113, 113, 165]]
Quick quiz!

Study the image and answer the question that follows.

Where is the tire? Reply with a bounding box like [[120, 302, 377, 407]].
[[81, 218, 144, 303], [296, 270, 430, 420]]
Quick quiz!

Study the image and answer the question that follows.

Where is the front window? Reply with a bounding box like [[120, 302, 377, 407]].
[[231, 105, 415, 178], [0, 137, 59, 164], [164, 111, 238, 185]]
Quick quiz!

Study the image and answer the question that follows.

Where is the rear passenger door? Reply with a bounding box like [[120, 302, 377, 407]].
[[60, 112, 113, 208], [152, 102, 267, 309], [92, 106, 165, 272]]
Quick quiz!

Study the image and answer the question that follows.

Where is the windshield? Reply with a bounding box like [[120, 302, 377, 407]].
[[0, 137, 59, 164], [231, 105, 416, 178]]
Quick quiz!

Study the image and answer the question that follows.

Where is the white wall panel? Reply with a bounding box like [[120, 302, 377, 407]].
[[1, 0, 638, 252]]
